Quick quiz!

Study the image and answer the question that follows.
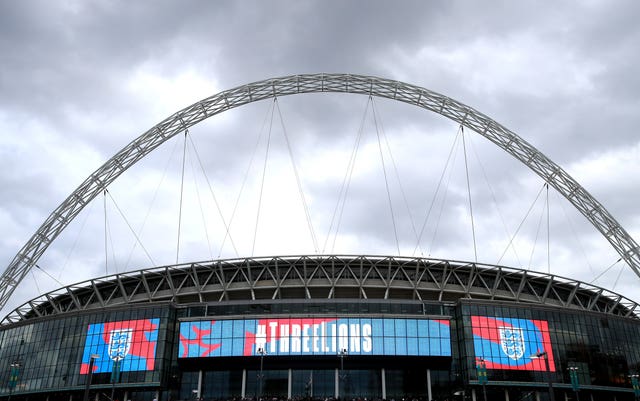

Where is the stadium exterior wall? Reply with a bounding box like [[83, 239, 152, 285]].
[[1, 256, 640, 401]]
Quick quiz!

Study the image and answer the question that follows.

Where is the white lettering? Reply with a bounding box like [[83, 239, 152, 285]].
[[321, 322, 330, 352], [313, 324, 320, 352], [269, 322, 278, 353], [257, 321, 376, 355], [338, 324, 349, 352], [291, 324, 301, 352], [331, 323, 337, 352], [362, 324, 372, 353], [349, 324, 360, 352], [256, 324, 267, 353], [280, 324, 289, 353], [302, 324, 311, 352]]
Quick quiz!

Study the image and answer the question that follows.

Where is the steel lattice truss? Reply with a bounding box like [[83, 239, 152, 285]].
[[2, 255, 638, 325], [1, 73, 639, 312]]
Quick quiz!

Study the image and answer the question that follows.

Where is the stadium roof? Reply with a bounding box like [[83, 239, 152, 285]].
[[2, 255, 638, 326]]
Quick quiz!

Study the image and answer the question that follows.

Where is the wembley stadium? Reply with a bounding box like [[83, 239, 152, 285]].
[[1, 74, 640, 401]]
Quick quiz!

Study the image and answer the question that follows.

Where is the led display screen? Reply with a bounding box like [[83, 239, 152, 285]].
[[80, 318, 160, 374], [471, 316, 555, 371], [179, 318, 451, 358]]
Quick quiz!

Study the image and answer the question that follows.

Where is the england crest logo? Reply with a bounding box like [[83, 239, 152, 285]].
[[108, 328, 133, 361], [498, 326, 525, 360]]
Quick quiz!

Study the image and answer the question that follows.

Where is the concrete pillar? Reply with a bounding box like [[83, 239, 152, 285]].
[[241, 369, 247, 398], [288, 369, 292, 399], [536, 391, 541, 401], [504, 388, 509, 401], [426, 369, 432, 401], [471, 388, 477, 401], [197, 370, 203, 399], [381, 368, 386, 400], [335, 368, 340, 399]]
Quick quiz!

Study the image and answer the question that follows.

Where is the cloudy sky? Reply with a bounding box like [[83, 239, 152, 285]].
[[1, 0, 640, 316]]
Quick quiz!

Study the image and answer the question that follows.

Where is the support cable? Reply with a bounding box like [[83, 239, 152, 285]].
[[591, 258, 623, 284], [103, 189, 108, 276], [274, 98, 319, 253], [186, 140, 215, 261], [56, 200, 96, 281], [187, 134, 240, 258], [461, 127, 478, 263], [555, 191, 595, 276], [176, 130, 188, 264], [372, 98, 423, 254], [103, 189, 120, 274], [427, 130, 462, 256], [612, 262, 626, 291], [379, 129, 424, 255], [223, 101, 274, 258], [528, 186, 548, 270], [252, 99, 276, 256], [123, 135, 182, 271], [35, 264, 63, 287], [546, 183, 551, 274], [324, 96, 370, 253], [30, 270, 41, 298], [412, 126, 461, 256], [497, 183, 548, 265], [371, 98, 401, 255], [104, 189, 155, 266], [465, 134, 523, 268]]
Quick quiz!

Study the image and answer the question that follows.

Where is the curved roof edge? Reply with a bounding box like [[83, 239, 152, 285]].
[[2, 255, 638, 326]]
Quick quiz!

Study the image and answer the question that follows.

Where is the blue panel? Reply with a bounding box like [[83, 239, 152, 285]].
[[371, 318, 384, 337], [210, 320, 222, 340], [231, 336, 244, 357], [232, 319, 245, 339], [221, 320, 233, 338], [430, 337, 441, 356], [416, 319, 429, 338], [407, 336, 419, 355], [383, 319, 395, 336], [406, 319, 418, 337], [441, 338, 452, 356], [395, 334, 408, 355], [394, 319, 407, 337], [418, 332, 430, 356], [428, 321, 440, 337], [384, 336, 396, 355]]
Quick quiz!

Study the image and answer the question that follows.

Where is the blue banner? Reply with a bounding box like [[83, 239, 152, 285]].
[[179, 317, 451, 358]]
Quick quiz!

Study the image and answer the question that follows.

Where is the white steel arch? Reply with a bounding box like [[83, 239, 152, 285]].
[[1, 73, 639, 311]]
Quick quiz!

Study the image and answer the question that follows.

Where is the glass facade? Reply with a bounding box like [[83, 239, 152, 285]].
[[0, 298, 639, 401], [0, 305, 170, 400], [459, 300, 640, 400]]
